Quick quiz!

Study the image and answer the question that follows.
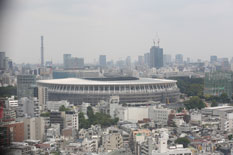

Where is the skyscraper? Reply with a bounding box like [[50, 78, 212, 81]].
[[63, 54, 72, 69], [99, 55, 107, 67], [0, 52, 8, 70], [144, 53, 150, 66], [125, 56, 131, 67], [150, 46, 163, 69], [138, 56, 144, 65], [163, 54, 172, 65], [210, 55, 217, 64], [41, 36, 44, 67], [175, 54, 183, 64], [63, 54, 84, 69]]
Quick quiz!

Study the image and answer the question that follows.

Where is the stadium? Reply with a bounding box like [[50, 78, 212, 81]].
[[37, 77, 180, 105]]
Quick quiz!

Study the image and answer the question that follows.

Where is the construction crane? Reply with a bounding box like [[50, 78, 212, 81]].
[[153, 33, 160, 47]]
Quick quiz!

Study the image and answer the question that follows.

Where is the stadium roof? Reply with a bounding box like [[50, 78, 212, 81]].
[[37, 78, 176, 86]]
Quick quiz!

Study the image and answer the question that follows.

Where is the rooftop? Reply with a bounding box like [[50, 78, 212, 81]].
[[37, 78, 176, 85], [203, 106, 233, 110]]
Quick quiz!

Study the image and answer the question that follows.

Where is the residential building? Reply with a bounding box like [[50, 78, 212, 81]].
[[102, 133, 123, 151], [118, 106, 149, 123], [23, 117, 45, 142], [152, 131, 192, 155], [65, 111, 79, 130], [148, 106, 171, 125], [17, 97, 40, 117], [50, 111, 65, 132], [46, 100, 69, 111], [6, 96, 18, 110], [2, 121, 24, 143]]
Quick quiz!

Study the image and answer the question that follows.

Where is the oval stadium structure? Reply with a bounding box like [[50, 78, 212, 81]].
[[37, 77, 180, 105]]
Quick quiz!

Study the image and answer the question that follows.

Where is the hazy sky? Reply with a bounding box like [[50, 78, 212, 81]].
[[1, 0, 233, 64]]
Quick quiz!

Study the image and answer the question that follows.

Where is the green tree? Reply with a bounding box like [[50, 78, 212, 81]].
[[185, 96, 206, 110], [183, 115, 191, 124], [175, 137, 190, 148], [170, 77, 204, 97], [220, 93, 230, 103], [79, 112, 90, 129], [59, 105, 70, 112], [40, 112, 50, 117], [87, 106, 95, 123], [228, 135, 233, 140], [78, 110, 119, 129], [0, 86, 17, 97], [211, 100, 218, 107]]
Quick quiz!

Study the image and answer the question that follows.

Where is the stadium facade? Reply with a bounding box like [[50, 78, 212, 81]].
[[37, 77, 180, 105]]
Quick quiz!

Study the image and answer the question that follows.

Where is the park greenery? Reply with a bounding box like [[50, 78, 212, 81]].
[[175, 137, 190, 148], [170, 77, 204, 97], [170, 77, 231, 104], [79, 106, 119, 129], [184, 96, 206, 110], [0, 86, 17, 97]]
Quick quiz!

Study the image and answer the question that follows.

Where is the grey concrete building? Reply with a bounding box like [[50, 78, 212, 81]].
[[150, 46, 163, 69], [17, 74, 36, 99]]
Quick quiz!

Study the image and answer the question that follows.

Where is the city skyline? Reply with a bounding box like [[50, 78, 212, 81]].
[[0, 0, 233, 64], [1, 1, 233, 154]]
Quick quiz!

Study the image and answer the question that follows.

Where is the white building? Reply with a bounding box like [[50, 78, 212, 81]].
[[109, 96, 121, 118], [148, 106, 171, 125], [46, 100, 70, 111], [220, 112, 233, 132], [17, 97, 40, 117], [47, 123, 60, 139], [201, 106, 233, 116], [118, 106, 149, 123], [82, 138, 98, 153], [65, 112, 79, 130], [81, 102, 91, 116], [6, 96, 18, 109]]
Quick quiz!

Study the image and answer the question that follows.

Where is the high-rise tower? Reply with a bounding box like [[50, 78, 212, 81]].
[[99, 55, 107, 67], [149, 46, 163, 69], [41, 36, 44, 67]]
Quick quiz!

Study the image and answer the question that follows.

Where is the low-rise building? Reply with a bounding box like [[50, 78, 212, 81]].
[[102, 133, 123, 152], [149, 106, 171, 125], [152, 131, 192, 155], [46, 100, 69, 111]]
